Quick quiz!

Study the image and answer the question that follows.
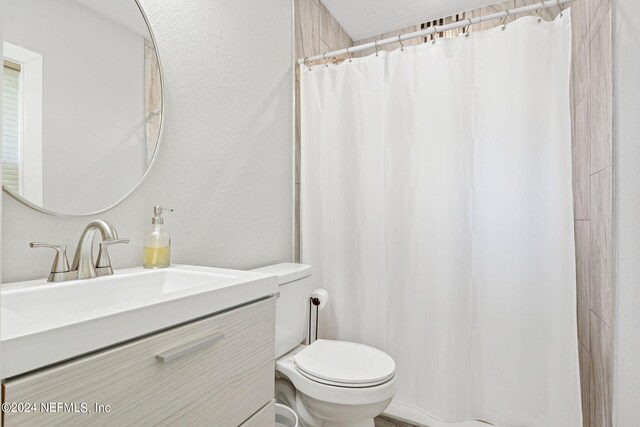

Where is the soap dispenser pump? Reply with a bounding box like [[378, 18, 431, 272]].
[[143, 206, 173, 269]]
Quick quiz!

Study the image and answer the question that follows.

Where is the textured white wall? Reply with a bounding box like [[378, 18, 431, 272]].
[[1, 0, 293, 282], [4, 0, 147, 214], [613, 0, 640, 424]]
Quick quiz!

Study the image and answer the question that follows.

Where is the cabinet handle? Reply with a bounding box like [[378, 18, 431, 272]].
[[156, 332, 225, 363]]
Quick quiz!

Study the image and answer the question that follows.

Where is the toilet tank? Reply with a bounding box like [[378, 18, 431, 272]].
[[251, 263, 313, 358]]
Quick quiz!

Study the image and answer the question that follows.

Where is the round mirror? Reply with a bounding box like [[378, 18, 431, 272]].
[[2, 0, 163, 216]]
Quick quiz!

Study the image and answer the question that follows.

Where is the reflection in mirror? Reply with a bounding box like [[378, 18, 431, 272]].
[[1, 0, 162, 215]]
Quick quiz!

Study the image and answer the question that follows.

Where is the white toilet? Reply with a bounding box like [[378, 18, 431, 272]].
[[252, 263, 396, 427]]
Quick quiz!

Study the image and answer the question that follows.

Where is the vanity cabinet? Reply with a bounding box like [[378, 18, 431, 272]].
[[2, 298, 276, 426]]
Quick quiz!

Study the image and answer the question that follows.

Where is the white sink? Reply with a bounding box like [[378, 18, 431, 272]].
[[1, 265, 278, 378]]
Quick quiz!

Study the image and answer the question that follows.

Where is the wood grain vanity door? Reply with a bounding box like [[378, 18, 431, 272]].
[[2, 297, 276, 427]]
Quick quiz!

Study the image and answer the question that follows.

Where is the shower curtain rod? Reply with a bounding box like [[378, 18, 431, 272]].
[[297, 0, 575, 65]]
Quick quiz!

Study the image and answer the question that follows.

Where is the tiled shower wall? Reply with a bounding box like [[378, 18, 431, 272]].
[[294, 1, 613, 426], [570, 0, 614, 425]]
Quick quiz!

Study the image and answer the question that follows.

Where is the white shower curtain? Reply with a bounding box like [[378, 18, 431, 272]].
[[300, 12, 581, 427]]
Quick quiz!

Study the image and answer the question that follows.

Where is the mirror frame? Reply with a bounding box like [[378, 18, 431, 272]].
[[2, 0, 165, 217]]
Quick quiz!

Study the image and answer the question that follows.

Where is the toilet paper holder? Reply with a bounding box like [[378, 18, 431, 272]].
[[308, 296, 320, 344], [308, 288, 328, 344]]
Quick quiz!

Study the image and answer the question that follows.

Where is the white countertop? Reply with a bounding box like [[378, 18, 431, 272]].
[[1, 265, 278, 379]]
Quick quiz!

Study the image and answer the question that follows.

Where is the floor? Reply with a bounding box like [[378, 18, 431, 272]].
[[374, 415, 421, 427]]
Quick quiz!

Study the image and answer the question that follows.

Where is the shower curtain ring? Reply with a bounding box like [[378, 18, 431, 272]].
[[500, 11, 510, 31], [464, 18, 472, 37], [304, 57, 312, 71], [374, 40, 380, 57], [536, 1, 545, 23], [323, 52, 329, 68], [557, 0, 564, 16], [397, 35, 405, 51], [432, 25, 439, 44]]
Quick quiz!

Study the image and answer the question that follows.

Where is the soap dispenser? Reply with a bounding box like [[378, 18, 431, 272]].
[[144, 206, 173, 269]]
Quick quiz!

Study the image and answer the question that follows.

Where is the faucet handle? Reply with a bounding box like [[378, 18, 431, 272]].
[[101, 238, 130, 246], [30, 242, 71, 282], [96, 238, 130, 272]]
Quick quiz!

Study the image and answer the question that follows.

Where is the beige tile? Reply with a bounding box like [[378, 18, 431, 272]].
[[589, 0, 611, 39], [590, 97, 611, 174], [295, 0, 321, 60], [572, 43, 590, 106], [570, 83, 575, 148], [319, 0, 351, 51], [589, 12, 612, 173], [293, 26, 303, 264], [295, 80, 301, 185], [318, 1, 337, 47], [575, 221, 590, 348], [572, 97, 590, 219], [589, 167, 612, 326], [543, 2, 561, 21], [315, 6, 352, 64], [294, 183, 301, 263], [579, 343, 592, 427], [579, 342, 591, 427], [571, 0, 590, 53], [589, 312, 612, 427], [590, 11, 612, 109], [144, 42, 162, 162], [146, 123, 161, 162], [337, 22, 353, 51], [144, 44, 162, 121], [514, 0, 535, 15]]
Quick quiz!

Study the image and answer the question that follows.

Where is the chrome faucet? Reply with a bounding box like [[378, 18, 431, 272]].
[[30, 220, 129, 282]]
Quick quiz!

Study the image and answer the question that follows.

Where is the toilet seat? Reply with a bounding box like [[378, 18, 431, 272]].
[[276, 344, 397, 406], [293, 340, 396, 388]]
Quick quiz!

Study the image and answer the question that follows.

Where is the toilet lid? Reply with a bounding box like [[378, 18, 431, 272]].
[[293, 340, 396, 387]]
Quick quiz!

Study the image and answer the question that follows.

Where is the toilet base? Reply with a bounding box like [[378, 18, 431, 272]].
[[275, 377, 389, 427]]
